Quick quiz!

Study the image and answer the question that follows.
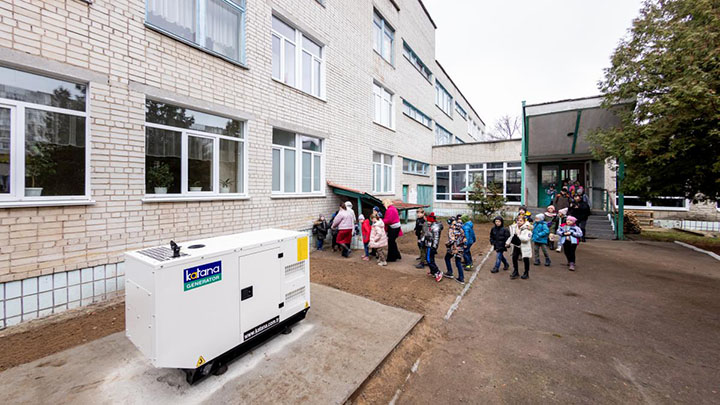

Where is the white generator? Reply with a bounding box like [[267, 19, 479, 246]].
[[124, 229, 311, 384]]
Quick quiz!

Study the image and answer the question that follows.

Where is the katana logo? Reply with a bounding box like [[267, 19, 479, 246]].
[[183, 261, 222, 291]]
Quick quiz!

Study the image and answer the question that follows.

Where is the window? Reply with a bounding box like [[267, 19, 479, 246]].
[[144, 100, 246, 197], [620, 196, 688, 210], [373, 10, 394, 64], [435, 124, 453, 145], [402, 41, 432, 81], [402, 158, 429, 176], [0, 66, 88, 202], [435, 162, 521, 203], [454, 137, 465, 144], [401, 100, 432, 128], [272, 16, 325, 98], [435, 80, 453, 117], [373, 82, 394, 128], [468, 118, 483, 140], [373, 152, 393, 194], [272, 129, 323, 194], [146, 0, 246, 64], [455, 102, 467, 120]]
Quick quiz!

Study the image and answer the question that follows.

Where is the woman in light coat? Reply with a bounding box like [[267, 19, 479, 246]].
[[506, 215, 533, 280]]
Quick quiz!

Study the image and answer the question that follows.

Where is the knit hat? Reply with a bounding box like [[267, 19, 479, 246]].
[[426, 212, 437, 222], [345, 201, 353, 208], [358, 214, 365, 222], [559, 208, 568, 215], [535, 213, 545, 222], [566, 216, 577, 224]]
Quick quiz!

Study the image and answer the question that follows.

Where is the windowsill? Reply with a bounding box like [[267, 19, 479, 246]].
[[271, 78, 327, 103], [402, 112, 432, 130], [402, 54, 433, 84], [434, 199, 521, 206], [373, 121, 396, 132], [142, 194, 250, 203], [145, 23, 249, 70], [0, 199, 96, 208], [373, 50, 395, 68], [271, 193, 326, 199], [402, 171, 431, 177], [436, 105, 453, 120], [373, 192, 395, 196]]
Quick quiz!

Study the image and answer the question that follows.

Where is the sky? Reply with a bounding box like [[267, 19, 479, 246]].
[[422, 0, 644, 133]]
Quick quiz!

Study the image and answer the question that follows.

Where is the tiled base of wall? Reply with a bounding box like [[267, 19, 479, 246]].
[[0, 262, 125, 330]]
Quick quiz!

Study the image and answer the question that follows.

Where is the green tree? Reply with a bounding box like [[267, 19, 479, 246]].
[[467, 178, 506, 221], [589, 0, 720, 202]]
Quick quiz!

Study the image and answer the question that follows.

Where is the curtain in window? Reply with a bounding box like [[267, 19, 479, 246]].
[[206, 0, 240, 61], [147, 0, 196, 42]]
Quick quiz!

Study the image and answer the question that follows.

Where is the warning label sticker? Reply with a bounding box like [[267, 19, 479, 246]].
[[196, 356, 206, 367]]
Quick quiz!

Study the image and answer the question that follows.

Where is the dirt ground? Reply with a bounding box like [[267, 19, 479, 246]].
[[0, 220, 493, 403]]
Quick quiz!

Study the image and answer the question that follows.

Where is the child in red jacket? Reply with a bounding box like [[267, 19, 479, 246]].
[[360, 214, 372, 261]]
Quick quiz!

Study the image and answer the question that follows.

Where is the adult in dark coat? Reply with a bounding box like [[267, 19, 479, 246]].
[[489, 216, 510, 273], [553, 187, 571, 212], [569, 195, 591, 241]]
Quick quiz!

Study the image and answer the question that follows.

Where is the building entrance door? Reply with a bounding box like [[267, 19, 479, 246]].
[[538, 162, 587, 207], [417, 185, 432, 213]]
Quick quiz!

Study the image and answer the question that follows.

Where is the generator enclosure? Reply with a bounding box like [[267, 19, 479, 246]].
[[124, 229, 310, 369]]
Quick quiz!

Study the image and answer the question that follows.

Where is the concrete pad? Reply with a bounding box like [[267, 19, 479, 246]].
[[0, 284, 421, 405]]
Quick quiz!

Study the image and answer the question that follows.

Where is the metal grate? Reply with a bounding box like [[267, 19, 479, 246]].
[[285, 286, 305, 303], [285, 261, 306, 278], [137, 247, 187, 262]]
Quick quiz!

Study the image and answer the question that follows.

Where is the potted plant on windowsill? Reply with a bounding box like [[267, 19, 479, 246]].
[[190, 181, 203, 192], [220, 178, 233, 193], [147, 162, 174, 194], [25, 142, 57, 197]]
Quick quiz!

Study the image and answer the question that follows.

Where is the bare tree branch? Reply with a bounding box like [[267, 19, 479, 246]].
[[488, 115, 520, 140]]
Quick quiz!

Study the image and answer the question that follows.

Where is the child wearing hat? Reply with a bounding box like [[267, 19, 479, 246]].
[[557, 215, 583, 271], [531, 213, 551, 266]]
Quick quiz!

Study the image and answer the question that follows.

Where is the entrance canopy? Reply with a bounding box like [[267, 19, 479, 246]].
[[327, 181, 428, 214]]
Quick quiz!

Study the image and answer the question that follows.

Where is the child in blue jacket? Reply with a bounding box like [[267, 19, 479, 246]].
[[532, 214, 551, 266], [460, 214, 476, 270]]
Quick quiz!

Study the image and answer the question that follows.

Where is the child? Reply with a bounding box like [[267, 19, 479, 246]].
[[368, 213, 388, 266], [444, 217, 466, 285], [414, 209, 427, 269], [312, 215, 328, 251], [532, 214, 551, 266], [461, 214, 476, 270], [489, 216, 510, 273], [558, 215, 583, 271], [506, 215, 533, 280], [423, 212, 444, 282], [546, 184, 557, 206], [555, 208, 568, 252], [544, 205, 559, 249], [360, 214, 371, 261]]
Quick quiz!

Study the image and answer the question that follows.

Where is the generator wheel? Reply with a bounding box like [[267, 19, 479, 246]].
[[213, 363, 228, 376]]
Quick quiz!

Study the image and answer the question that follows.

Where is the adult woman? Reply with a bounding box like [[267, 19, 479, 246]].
[[331, 203, 354, 257], [383, 199, 403, 262]]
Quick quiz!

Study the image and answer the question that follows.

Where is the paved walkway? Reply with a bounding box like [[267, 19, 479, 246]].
[[398, 239, 720, 404], [0, 284, 421, 405]]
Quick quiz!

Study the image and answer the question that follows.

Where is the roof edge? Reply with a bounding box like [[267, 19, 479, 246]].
[[417, 0, 438, 29]]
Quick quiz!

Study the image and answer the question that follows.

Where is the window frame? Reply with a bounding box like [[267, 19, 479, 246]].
[[372, 151, 395, 195], [0, 74, 91, 206], [434, 162, 521, 205], [435, 80, 453, 118], [271, 14, 326, 99], [435, 124, 453, 145], [402, 40, 432, 82], [402, 158, 430, 177], [373, 81, 395, 129], [373, 10, 395, 65], [143, 102, 248, 201], [455, 102, 467, 120], [401, 99, 432, 129], [144, 0, 248, 66], [617, 196, 690, 211], [271, 130, 325, 197]]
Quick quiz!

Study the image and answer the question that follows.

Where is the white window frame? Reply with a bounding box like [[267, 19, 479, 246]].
[[145, 0, 247, 65], [435, 80, 453, 117], [271, 131, 325, 196], [434, 162, 521, 205], [435, 124, 453, 145], [272, 15, 326, 99], [402, 158, 429, 177], [373, 10, 394, 64], [618, 196, 690, 211], [373, 82, 395, 129], [143, 105, 248, 201], [373, 152, 394, 195], [0, 82, 91, 207], [401, 99, 432, 129], [455, 102, 467, 120]]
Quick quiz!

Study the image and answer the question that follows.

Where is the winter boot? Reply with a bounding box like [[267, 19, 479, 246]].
[[491, 267, 499, 273], [533, 259, 540, 266], [545, 257, 551, 266], [510, 269, 519, 279], [521, 269, 529, 279], [569, 262, 576, 271]]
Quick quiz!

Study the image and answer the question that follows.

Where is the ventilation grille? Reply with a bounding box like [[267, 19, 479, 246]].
[[285, 261, 306, 278], [137, 247, 188, 262], [285, 286, 306, 303]]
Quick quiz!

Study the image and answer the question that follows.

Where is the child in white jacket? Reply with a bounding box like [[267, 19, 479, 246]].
[[506, 215, 533, 280]]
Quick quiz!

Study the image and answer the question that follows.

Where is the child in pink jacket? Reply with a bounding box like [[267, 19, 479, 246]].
[[368, 213, 388, 266]]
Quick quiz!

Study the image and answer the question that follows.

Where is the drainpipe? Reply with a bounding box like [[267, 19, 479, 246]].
[[521, 101, 527, 206], [617, 159, 625, 240]]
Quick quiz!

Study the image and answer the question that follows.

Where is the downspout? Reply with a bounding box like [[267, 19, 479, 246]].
[[521, 101, 527, 206], [617, 159, 625, 240]]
